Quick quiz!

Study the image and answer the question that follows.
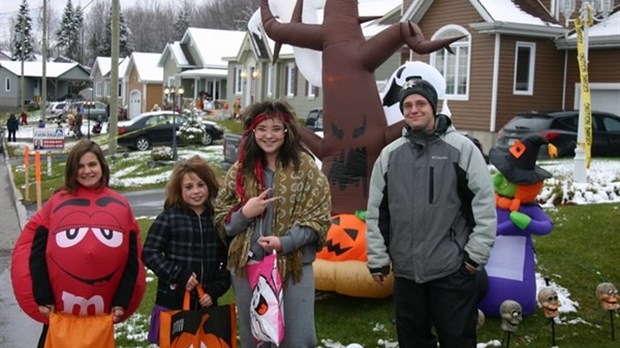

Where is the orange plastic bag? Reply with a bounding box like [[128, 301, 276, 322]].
[[159, 284, 237, 348], [44, 312, 114, 348]]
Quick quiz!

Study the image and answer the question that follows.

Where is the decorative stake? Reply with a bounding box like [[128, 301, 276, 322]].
[[538, 286, 560, 346], [500, 300, 522, 348], [596, 282, 619, 341]]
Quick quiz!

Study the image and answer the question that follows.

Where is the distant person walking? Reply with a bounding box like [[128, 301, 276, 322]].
[[6, 113, 19, 142], [73, 113, 83, 138], [20, 109, 28, 125]]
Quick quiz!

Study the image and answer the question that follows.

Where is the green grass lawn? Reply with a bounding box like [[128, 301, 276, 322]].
[[6, 137, 617, 347], [114, 203, 619, 348]]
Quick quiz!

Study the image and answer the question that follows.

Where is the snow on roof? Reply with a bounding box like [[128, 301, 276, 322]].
[[0, 60, 84, 78], [131, 52, 163, 83], [94, 57, 112, 76], [91, 56, 130, 79], [185, 28, 246, 68], [568, 11, 620, 39], [477, 0, 561, 27], [358, 0, 400, 17], [170, 42, 189, 66], [179, 68, 227, 78]]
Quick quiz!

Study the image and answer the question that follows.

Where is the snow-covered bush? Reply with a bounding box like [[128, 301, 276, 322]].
[[150, 146, 172, 161], [178, 111, 205, 145]]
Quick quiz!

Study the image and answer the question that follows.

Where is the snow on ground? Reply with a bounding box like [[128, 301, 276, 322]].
[[5, 123, 619, 348]]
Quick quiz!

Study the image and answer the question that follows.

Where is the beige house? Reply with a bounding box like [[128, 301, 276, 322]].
[[158, 28, 246, 112], [89, 57, 130, 107], [123, 52, 164, 119]]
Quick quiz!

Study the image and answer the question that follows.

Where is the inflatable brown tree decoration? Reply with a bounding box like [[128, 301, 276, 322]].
[[261, 0, 464, 214]]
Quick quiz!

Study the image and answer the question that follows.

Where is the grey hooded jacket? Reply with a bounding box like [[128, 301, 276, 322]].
[[366, 115, 496, 283]]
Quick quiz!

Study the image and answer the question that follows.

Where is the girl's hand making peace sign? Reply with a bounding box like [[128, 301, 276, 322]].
[[241, 188, 280, 219]]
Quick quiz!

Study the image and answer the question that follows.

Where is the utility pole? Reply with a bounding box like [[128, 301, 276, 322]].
[[41, 0, 48, 122], [20, 32, 25, 112], [108, 0, 120, 154]]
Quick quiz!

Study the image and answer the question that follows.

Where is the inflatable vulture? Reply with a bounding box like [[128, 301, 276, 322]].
[[261, 0, 462, 214]]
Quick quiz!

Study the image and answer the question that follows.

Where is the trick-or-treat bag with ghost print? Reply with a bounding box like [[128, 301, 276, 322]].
[[246, 249, 284, 345]]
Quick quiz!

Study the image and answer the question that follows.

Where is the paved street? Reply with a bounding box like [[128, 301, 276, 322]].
[[0, 151, 42, 348]]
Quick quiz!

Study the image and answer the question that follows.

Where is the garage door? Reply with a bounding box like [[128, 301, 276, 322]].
[[574, 83, 620, 116]]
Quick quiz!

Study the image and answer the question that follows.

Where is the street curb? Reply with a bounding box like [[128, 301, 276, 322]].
[[3, 147, 28, 232]]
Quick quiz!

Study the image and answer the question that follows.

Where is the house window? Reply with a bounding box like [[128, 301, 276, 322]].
[[307, 81, 317, 98], [267, 65, 274, 97], [118, 82, 123, 98], [5, 77, 10, 92], [235, 67, 243, 95], [513, 42, 536, 95], [105, 81, 111, 98], [430, 25, 471, 100], [286, 63, 296, 97], [95, 81, 103, 97]]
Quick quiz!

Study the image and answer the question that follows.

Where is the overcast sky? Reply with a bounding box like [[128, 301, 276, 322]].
[[0, 0, 144, 17], [0, 0, 172, 46]]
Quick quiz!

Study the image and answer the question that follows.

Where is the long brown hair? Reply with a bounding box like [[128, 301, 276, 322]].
[[164, 155, 220, 211], [61, 140, 110, 194], [240, 100, 308, 174]]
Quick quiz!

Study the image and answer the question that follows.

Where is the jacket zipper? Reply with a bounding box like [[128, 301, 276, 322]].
[[429, 166, 434, 204]]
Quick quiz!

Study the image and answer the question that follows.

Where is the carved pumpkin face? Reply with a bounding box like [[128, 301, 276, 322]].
[[317, 214, 367, 262]]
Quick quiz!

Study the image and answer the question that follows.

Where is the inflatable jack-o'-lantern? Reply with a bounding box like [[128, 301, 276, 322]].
[[314, 214, 393, 298], [317, 214, 367, 262]]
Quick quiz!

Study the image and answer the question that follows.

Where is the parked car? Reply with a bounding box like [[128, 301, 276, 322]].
[[496, 110, 620, 158], [117, 111, 223, 151], [45, 101, 68, 120], [304, 108, 323, 132], [64, 101, 109, 121]]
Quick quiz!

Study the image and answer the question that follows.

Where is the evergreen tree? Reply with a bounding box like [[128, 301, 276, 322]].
[[11, 0, 35, 61], [118, 12, 134, 56], [56, 0, 82, 61], [103, 9, 134, 57], [174, 8, 190, 41]]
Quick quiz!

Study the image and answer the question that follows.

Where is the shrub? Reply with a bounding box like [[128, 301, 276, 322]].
[[178, 112, 205, 145], [150, 146, 172, 161]]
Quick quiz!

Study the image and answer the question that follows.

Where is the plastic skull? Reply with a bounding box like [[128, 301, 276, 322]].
[[538, 287, 560, 319], [477, 309, 485, 331], [499, 300, 522, 332], [596, 282, 619, 311]]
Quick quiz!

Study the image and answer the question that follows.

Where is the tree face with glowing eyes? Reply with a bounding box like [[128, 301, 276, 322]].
[[260, 0, 462, 214]]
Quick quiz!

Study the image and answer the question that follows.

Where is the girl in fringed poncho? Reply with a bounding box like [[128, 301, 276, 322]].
[[214, 100, 332, 348]]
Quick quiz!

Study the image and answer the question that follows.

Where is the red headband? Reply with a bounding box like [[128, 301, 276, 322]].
[[230, 112, 293, 216]]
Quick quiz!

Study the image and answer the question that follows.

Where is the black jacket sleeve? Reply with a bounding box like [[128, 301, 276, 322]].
[[30, 226, 55, 306], [111, 230, 139, 309]]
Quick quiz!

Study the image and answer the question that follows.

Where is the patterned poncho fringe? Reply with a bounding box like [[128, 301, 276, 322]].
[[215, 152, 332, 284]]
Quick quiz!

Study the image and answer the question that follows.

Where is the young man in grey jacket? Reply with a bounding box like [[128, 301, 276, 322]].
[[366, 78, 496, 348]]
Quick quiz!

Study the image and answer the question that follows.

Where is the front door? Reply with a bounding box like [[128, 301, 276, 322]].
[[129, 90, 142, 119]]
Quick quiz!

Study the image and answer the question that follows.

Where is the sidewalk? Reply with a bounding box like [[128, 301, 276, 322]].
[[0, 147, 43, 347]]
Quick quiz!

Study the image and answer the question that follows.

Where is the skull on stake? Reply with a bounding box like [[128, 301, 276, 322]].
[[595, 282, 619, 311], [500, 300, 523, 332], [538, 287, 560, 319]]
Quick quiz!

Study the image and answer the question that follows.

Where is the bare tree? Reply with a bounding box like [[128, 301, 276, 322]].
[[84, 1, 110, 66], [193, 0, 257, 31], [124, 0, 179, 53]]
